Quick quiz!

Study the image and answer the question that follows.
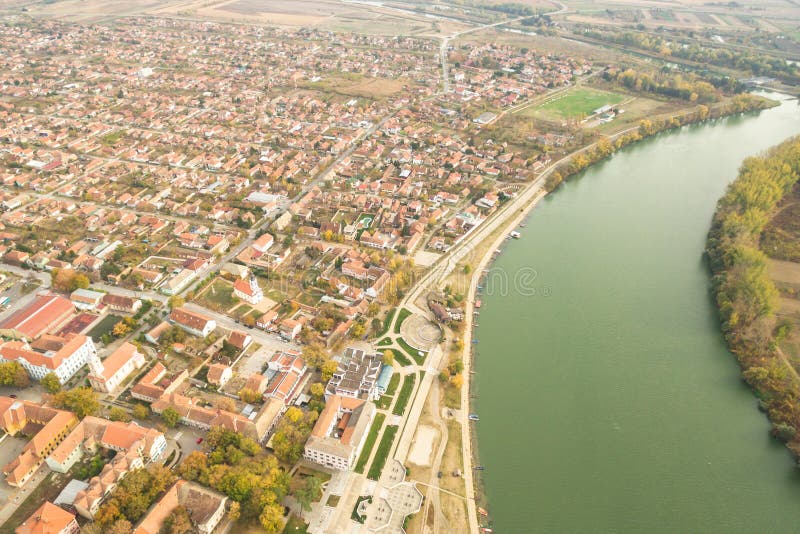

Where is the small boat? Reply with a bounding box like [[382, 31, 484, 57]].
[[472, 339, 479, 344], [474, 466, 485, 471], [510, 231, 520, 239], [519, 222, 526, 228], [468, 413, 480, 421], [478, 507, 489, 515], [481, 529, 494, 533]]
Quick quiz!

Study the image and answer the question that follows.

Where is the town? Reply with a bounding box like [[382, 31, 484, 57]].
[[0, 1, 789, 533]]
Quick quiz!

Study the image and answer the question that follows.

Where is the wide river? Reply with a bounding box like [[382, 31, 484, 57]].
[[473, 94, 800, 533]]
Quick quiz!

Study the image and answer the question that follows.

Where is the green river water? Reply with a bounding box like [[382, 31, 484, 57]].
[[473, 94, 800, 533]]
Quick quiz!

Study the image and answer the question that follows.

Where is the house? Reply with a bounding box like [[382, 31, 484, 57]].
[[169, 308, 216, 338], [0, 334, 98, 384], [252, 232, 274, 253], [227, 330, 252, 351], [87, 342, 147, 394], [220, 262, 248, 279], [130, 363, 177, 403], [207, 363, 232, 388], [0, 397, 77, 487], [278, 318, 302, 340], [151, 392, 275, 442], [145, 321, 171, 344], [48, 417, 167, 518], [233, 276, 263, 305], [133, 480, 227, 534], [244, 373, 269, 395], [303, 395, 376, 470], [101, 293, 142, 314], [161, 269, 195, 295], [69, 288, 105, 311], [264, 350, 307, 405], [324, 347, 381, 400], [16, 502, 79, 534], [0, 294, 75, 340]]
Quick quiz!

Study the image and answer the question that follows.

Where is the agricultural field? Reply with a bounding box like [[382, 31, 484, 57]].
[[305, 75, 409, 99]]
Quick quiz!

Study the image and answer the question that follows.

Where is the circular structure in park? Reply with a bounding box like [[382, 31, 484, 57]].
[[401, 313, 441, 350]]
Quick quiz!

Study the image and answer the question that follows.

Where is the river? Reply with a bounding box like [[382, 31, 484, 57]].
[[473, 94, 800, 533]]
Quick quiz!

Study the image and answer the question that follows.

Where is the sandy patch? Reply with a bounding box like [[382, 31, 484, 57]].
[[770, 260, 800, 285], [252, 297, 277, 314], [414, 250, 441, 268], [408, 425, 437, 467]]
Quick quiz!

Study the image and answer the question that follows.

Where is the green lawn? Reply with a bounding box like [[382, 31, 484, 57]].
[[384, 373, 401, 397], [195, 278, 236, 311], [392, 374, 417, 416], [384, 346, 411, 367], [397, 337, 427, 365], [376, 337, 393, 346], [87, 314, 123, 341], [535, 88, 625, 120], [377, 308, 396, 338], [282, 515, 309, 533], [394, 308, 412, 334], [367, 425, 399, 480], [354, 412, 386, 474]]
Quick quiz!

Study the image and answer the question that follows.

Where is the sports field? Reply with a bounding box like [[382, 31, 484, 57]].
[[533, 88, 625, 120]]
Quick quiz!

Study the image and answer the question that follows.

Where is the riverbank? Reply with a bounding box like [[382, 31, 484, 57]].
[[706, 135, 800, 456], [457, 91, 785, 529]]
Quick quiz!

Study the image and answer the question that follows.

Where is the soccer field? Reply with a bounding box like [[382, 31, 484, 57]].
[[534, 88, 625, 120]]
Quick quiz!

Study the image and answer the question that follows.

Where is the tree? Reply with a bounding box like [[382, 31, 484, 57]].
[[112, 321, 131, 338], [321, 360, 338, 382], [41, 372, 61, 393], [167, 295, 185, 310], [310, 382, 325, 399], [450, 373, 464, 389], [349, 322, 366, 339], [295, 476, 323, 518], [179, 451, 209, 482], [51, 269, 90, 293], [216, 397, 236, 412], [109, 407, 131, 422], [227, 501, 241, 522], [161, 407, 181, 428], [238, 388, 262, 404], [302, 343, 329, 369], [162, 505, 192, 534], [259, 503, 285, 533], [132, 403, 150, 420], [105, 519, 133, 534], [52, 387, 99, 418], [0, 362, 30, 388], [382, 349, 395, 366]]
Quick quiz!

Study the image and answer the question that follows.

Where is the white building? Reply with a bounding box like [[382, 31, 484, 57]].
[[169, 308, 216, 338], [0, 335, 97, 384], [303, 395, 375, 471], [232, 276, 263, 305], [87, 342, 147, 394]]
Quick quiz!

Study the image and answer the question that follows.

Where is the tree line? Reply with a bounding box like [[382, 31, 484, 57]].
[[706, 136, 800, 454], [584, 29, 800, 84]]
